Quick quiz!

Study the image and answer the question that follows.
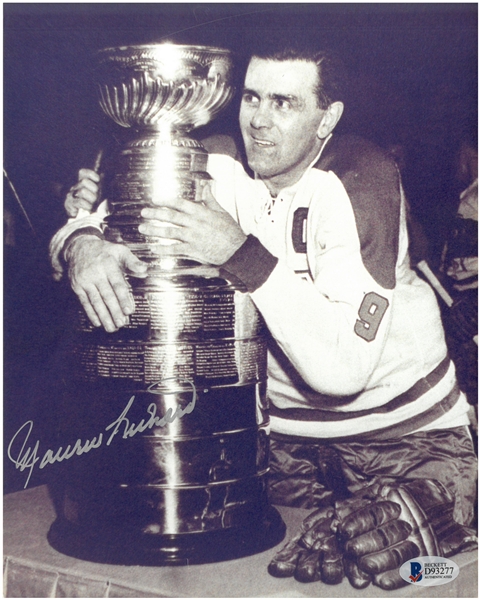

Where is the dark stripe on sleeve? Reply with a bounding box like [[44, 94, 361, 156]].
[[220, 235, 278, 293]]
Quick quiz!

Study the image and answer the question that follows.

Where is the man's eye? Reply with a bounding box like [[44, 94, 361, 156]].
[[242, 94, 259, 105], [274, 99, 291, 110]]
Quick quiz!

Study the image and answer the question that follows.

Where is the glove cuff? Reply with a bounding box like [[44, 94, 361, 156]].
[[378, 478, 479, 558]]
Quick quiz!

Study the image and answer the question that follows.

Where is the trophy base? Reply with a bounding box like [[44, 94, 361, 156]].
[[47, 507, 286, 566]]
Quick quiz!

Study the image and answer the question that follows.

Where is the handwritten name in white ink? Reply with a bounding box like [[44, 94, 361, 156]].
[[7, 379, 196, 489]]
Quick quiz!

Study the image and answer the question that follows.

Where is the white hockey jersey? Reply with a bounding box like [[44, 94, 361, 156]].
[[50, 134, 470, 441]]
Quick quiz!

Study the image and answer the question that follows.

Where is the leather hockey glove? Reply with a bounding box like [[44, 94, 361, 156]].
[[267, 504, 345, 584], [268, 479, 477, 590], [337, 478, 478, 590]]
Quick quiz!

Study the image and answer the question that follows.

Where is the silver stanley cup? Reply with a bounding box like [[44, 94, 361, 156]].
[[97, 43, 234, 269], [48, 44, 285, 565]]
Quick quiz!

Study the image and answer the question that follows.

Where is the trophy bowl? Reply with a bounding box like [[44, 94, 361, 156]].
[[95, 43, 234, 131], [94, 44, 235, 268]]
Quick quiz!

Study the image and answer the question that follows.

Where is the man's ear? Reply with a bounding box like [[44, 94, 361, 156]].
[[317, 101, 344, 139]]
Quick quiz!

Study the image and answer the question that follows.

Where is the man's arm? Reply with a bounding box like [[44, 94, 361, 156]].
[[50, 169, 147, 331], [137, 175, 394, 396], [65, 235, 147, 331], [50, 167, 106, 280], [222, 171, 395, 395]]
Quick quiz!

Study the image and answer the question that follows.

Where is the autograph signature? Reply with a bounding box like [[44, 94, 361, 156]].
[[7, 379, 196, 489]]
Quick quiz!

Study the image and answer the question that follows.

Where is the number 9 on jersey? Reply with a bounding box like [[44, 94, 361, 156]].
[[354, 292, 389, 342]]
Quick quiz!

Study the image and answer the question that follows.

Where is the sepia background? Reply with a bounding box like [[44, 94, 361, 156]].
[[4, 3, 477, 491]]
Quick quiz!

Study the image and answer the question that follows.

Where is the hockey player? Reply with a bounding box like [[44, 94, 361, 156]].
[[51, 46, 477, 589]]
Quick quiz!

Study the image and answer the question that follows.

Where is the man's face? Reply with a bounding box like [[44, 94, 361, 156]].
[[239, 58, 327, 193]]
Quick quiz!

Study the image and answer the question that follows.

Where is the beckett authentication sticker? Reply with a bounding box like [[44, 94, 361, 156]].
[[400, 556, 460, 587]]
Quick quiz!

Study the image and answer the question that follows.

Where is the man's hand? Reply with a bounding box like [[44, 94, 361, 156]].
[[138, 183, 247, 265], [65, 169, 100, 217], [66, 236, 147, 332]]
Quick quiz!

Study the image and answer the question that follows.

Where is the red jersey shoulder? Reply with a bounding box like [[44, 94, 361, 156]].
[[316, 135, 401, 290]]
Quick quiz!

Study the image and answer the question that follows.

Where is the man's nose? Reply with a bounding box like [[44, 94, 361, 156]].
[[250, 102, 272, 129]]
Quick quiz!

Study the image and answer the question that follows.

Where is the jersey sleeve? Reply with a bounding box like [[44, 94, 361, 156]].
[[49, 201, 109, 281], [223, 169, 401, 397]]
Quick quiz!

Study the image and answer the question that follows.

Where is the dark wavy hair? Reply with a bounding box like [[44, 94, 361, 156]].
[[250, 46, 347, 110]]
